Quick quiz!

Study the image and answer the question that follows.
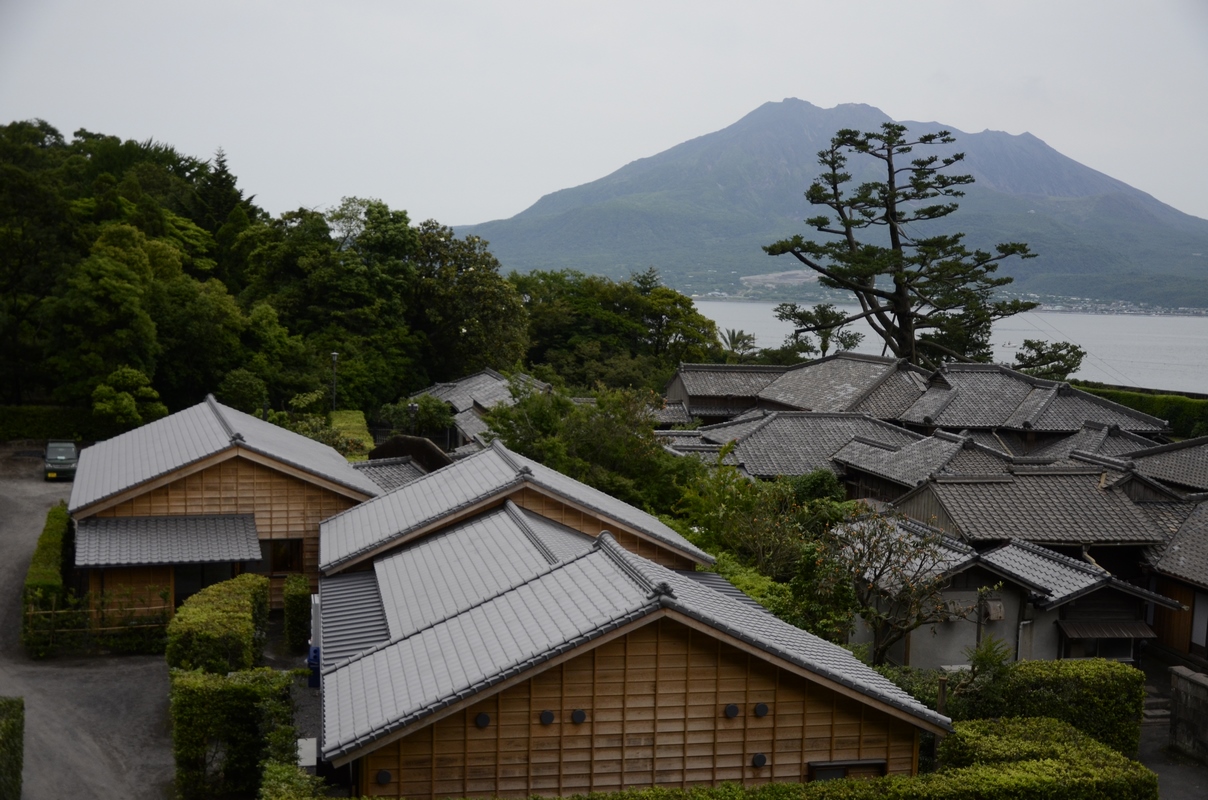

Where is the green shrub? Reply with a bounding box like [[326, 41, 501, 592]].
[[20, 503, 84, 659], [329, 409, 373, 461], [166, 574, 269, 674], [0, 405, 121, 441], [973, 658, 1145, 756], [22, 502, 69, 606], [258, 761, 327, 800], [282, 574, 312, 653], [0, 696, 23, 800], [1074, 383, 1208, 438], [170, 668, 293, 800]]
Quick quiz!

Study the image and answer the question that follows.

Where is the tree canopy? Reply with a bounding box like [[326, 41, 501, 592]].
[[764, 123, 1037, 368]]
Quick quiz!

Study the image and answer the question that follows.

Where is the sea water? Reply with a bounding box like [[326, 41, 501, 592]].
[[694, 301, 1208, 396]]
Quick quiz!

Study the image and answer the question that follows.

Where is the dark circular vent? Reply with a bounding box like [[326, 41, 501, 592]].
[[474, 712, 491, 729], [754, 702, 769, 718], [752, 753, 767, 768], [539, 710, 555, 725], [724, 703, 739, 719], [376, 770, 392, 785], [571, 709, 587, 724]]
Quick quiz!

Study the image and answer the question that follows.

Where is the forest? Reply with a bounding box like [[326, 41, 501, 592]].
[[0, 120, 729, 425]]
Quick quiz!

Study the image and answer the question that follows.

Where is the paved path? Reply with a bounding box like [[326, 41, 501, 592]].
[[0, 445, 173, 800]]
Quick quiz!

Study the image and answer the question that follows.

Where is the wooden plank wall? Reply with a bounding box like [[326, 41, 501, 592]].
[[88, 565, 173, 616], [94, 457, 359, 606], [361, 618, 916, 798], [511, 487, 697, 569], [1153, 578, 1195, 653]]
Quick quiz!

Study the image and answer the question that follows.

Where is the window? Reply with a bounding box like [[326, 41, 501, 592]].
[[808, 760, 887, 781], [246, 539, 303, 574]]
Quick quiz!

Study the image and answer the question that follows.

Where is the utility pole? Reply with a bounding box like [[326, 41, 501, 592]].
[[331, 352, 339, 412]]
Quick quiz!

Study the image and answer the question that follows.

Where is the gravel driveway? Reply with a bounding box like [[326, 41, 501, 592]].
[[0, 444, 173, 799]]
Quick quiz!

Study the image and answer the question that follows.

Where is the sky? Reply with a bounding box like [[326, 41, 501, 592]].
[[3, 1, 1207, 226]]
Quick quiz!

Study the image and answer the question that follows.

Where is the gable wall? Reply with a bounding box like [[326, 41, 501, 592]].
[[894, 491, 957, 535], [511, 487, 697, 569], [92, 456, 361, 605], [358, 617, 917, 798]]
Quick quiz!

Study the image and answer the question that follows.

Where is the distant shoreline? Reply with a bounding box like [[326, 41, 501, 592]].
[[690, 295, 1208, 318]]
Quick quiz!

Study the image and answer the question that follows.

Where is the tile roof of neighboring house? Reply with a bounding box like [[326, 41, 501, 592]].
[[1120, 437, 1208, 492], [652, 401, 693, 426], [351, 456, 427, 493], [669, 363, 788, 398], [1028, 422, 1156, 461], [940, 444, 1018, 475], [757, 353, 919, 412], [979, 538, 1181, 609], [897, 365, 1167, 434], [319, 571, 390, 669], [850, 366, 931, 419], [74, 514, 260, 567], [320, 441, 712, 572], [957, 429, 1028, 456], [452, 408, 491, 444], [321, 533, 950, 762], [413, 369, 549, 414], [673, 570, 772, 614], [69, 396, 379, 514], [1148, 502, 1208, 591], [832, 432, 967, 489], [684, 412, 921, 479], [895, 470, 1176, 545]]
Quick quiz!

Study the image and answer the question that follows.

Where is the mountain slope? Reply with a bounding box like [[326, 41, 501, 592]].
[[460, 99, 1208, 306]]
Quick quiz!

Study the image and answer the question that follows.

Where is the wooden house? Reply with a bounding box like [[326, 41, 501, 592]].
[[316, 442, 949, 796], [68, 395, 381, 610], [1147, 502, 1208, 660]]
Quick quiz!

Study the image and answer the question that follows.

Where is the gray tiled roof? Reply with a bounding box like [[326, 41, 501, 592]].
[[320, 441, 712, 572], [673, 570, 771, 614], [981, 539, 1181, 609], [670, 364, 787, 398], [1123, 437, 1208, 492], [896, 471, 1175, 545], [74, 514, 260, 567], [939, 444, 1016, 475], [1149, 503, 1208, 591], [320, 571, 390, 669], [758, 353, 902, 411], [373, 502, 593, 645], [453, 408, 490, 443], [897, 365, 1167, 434], [652, 401, 693, 426], [414, 369, 549, 414], [352, 457, 427, 493], [321, 534, 949, 761], [832, 432, 966, 488], [687, 412, 920, 479], [69, 396, 379, 513], [850, 367, 930, 419]]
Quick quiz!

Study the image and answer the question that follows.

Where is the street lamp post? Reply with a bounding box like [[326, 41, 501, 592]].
[[331, 352, 339, 412], [407, 402, 419, 435]]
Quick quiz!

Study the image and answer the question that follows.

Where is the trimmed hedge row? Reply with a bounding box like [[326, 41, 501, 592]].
[[0, 697, 23, 800], [171, 668, 293, 800], [975, 658, 1146, 756], [1074, 382, 1208, 438], [283, 574, 312, 653], [166, 573, 269, 674], [0, 405, 120, 442], [23, 502, 69, 607]]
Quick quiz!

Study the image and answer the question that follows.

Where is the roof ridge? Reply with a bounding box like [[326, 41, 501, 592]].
[[1122, 434, 1208, 459], [1002, 538, 1105, 576], [596, 533, 675, 599], [205, 394, 243, 444], [504, 501, 559, 565]]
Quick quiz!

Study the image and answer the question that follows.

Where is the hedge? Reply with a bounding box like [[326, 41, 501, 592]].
[[170, 668, 293, 800], [973, 658, 1145, 756], [0, 697, 23, 800], [20, 502, 87, 658], [0, 405, 120, 442], [166, 573, 269, 674], [23, 502, 69, 608], [258, 761, 327, 800], [1074, 382, 1208, 438], [283, 574, 312, 653]]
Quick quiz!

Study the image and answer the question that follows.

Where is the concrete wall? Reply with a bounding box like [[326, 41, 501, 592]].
[[1170, 666, 1208, 764]]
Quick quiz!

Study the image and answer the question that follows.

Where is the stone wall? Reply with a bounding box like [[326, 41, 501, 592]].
[[1170, 666, 1208, 763]]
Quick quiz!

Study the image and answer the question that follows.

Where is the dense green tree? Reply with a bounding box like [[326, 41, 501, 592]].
[[408, 221, 528, 383], [484, 381, 701, 514], [764, 123, 1038, 368], [217, 368, 269, 413], [1013, 339, 1087, 381], [511, 269, 720, 391], [91, 365, 169, 430]]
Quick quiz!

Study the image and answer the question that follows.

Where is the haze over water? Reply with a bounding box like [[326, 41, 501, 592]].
[[694, 301, 1208, 396]]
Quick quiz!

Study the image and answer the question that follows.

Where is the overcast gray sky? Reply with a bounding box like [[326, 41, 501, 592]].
[[3, 1, 1206, 226]]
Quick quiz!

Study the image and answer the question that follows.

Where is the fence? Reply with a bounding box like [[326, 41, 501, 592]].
[[1170, 666, 1208, 763], [23, 587, 172, 657]]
